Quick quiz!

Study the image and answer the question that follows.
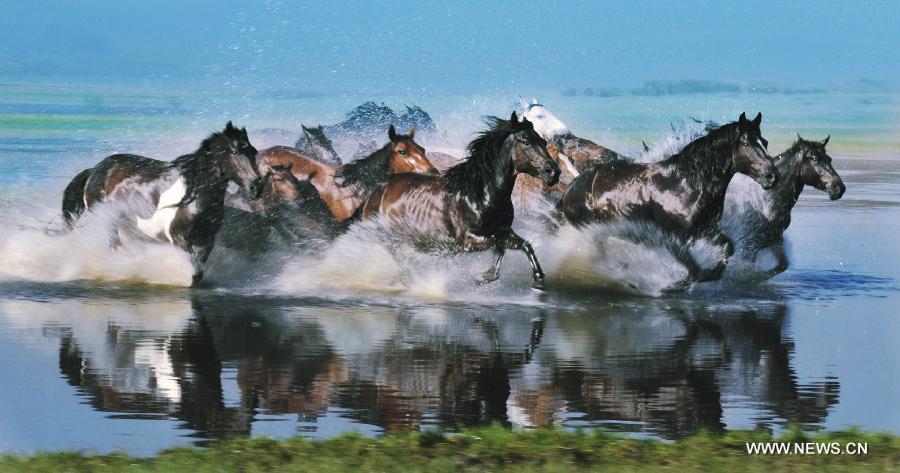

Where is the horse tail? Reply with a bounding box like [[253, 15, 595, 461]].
[[61, 168, 93, 230]]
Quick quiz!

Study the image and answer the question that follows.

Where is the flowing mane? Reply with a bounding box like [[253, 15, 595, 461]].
[[172, 126, 243, 207], [660, 121, 740, 185], [334, 141, 393, 196], [444, 116, 522, 201]]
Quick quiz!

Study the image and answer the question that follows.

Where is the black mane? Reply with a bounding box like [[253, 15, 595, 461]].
[[172, 125, 245, 207], [443, 116, 526, 201], [334, 141, 394, 196], [661, 121, 741, 185]]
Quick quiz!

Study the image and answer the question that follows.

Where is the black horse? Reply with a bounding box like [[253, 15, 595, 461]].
[[60, 122, 260, 286], [722, 135, 845, 277], [361, 112, 561, 288], [294, 124, 342, 165], [560, 113, 779, 282]]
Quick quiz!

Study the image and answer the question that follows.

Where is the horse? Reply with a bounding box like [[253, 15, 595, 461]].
[[256, 125, 438, 222], [360, 112, 561, 289], [722, 135, 845, 277], [251, 163, 343, 242], [514, 98, 628, 207], [560, 112, 779, 282], [60, 122, 260, 286], [294, 124, 342, 165]]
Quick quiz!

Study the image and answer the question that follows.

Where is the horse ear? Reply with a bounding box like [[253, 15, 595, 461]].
[[822, 135, 830, 146], [510, 111, 519, 124], [739, 112, 747, 123], [408, 126, 416, 138], [752, 112, 762, 127], [388, 125, 397, 142], [517, 96, 529, 112], [225, 121, 235, 133]]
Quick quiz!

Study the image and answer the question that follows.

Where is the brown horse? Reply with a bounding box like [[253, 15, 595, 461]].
[[361, 112, 561, 288], [515, 133, 628, 208], [256, 126, 437, 222]]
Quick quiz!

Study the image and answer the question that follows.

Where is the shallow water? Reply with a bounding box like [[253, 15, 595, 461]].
[[0, 85, 898, 455]]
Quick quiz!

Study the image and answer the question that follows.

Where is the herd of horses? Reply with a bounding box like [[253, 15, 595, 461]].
[[58, 100, 846, 291]]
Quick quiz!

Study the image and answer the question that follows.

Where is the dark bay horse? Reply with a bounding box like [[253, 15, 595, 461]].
[[251, 164, 342, 242], [723, 135, 845, 277], [294, 124, 342, 165], [60, 122, 260, 286], [561, 113, 779, 282], [361, 112, 561, 288], [256, 125, 438, 222]]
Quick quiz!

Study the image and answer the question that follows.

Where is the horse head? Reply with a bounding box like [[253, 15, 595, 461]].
[[796, 134, 845, 200], [217, 121, 262, 198], [386, 125, 438, 175], [508, 111, 560, 186], [299, 124, 341, 165], [735, 112, 778, 190], [519, 97, 570, 141]]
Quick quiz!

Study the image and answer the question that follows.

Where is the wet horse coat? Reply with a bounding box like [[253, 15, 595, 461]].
[[361, 112, 561, 288], [561, 113, 779, 282], [256, 126, 437, 222], [60, 122, 260, 285], [722, 135, 845, 277]]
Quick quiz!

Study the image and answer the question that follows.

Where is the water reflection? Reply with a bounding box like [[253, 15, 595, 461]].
[[38, 294, 839, 441]]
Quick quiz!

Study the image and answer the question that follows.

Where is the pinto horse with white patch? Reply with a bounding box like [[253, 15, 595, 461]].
[[561, 113, 779, 283], [360, 112, 561, 289], [60, 122, 260, 286], [256, 125, 438, 222]]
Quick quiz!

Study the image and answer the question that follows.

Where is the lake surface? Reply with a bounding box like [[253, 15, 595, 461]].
[[0, 84, 898, 455]]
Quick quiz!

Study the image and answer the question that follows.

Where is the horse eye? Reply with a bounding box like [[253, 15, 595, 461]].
[[399, 150, 408, 155]]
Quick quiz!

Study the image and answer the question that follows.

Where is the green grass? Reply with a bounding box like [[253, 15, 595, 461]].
[[2, 426, 898, 472]]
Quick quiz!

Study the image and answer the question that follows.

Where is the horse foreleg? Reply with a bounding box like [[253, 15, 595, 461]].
[[765, 238, 789, 279], [477, 245, 505, 285], [190, 244, 214, 287], [502, 231, 546, 290]]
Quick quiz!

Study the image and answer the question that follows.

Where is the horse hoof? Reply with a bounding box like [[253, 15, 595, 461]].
[[476, 269, 500, 285], [191, 273, 204, 288]]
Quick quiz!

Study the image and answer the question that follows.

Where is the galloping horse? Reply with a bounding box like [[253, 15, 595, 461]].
[[515, 98, 628, 206], [294, 124, 342, 166], [722, 135, 845, 277], [60, 122, 260, 285], [361, 112, 561, 288], [256, 126, 438, 222], [561, 113, 779, 282]]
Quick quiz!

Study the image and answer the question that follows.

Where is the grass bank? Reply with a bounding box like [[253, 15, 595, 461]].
[[2, 426, 897, 472]]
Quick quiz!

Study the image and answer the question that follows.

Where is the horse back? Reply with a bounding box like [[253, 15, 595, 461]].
[[84, 154, 169, 207], [561, 161, 645, 225], [257, 146, 334, 179], [361, 173, 447, 223]]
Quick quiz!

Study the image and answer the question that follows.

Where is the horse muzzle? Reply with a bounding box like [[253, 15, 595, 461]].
[[541, 163, 561, 187], [758, 168, 778, 190], [828, 180, 846, 200]]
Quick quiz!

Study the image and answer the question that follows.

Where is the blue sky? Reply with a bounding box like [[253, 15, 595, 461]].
[[1, 1, 897, 93]]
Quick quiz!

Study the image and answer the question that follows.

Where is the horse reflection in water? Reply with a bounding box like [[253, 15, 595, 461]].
[[20, 293, 840, 441]]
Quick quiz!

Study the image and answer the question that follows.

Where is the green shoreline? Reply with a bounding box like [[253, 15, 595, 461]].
[[3, 426, 898, 472]]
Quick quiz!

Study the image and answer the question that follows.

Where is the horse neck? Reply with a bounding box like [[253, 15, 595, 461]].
[[172, 152, 227, 210], [450, 138, 516, 211], [666, 138, 737, 201], [767, 149, 806, 226]]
